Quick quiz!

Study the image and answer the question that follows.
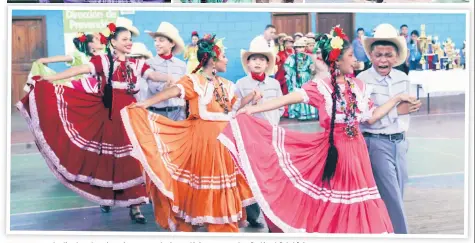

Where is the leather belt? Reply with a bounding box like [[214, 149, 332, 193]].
[[148, 106, 181, 112], [362, 132, 405, 142]]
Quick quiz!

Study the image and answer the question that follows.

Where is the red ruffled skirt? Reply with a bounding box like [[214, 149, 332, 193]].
[[218, 114, 394, 233], [16, 81, 148, 207]]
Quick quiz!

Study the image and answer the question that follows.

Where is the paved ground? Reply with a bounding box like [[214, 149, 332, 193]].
[[8, 94, 466, 234]]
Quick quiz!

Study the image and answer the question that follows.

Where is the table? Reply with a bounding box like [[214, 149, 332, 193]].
[[409, 69, 468, 113]]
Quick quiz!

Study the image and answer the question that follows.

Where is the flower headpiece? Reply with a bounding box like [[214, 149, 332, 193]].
[[74, 32, 89, 54], [77, 32, 87, 43], [99, 23, 117, 45], [314, 25, 349, 62], [192, 34, 226, 74]]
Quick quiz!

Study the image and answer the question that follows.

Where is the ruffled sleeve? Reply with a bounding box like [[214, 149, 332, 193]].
[[136, 59, 152, 80], [299, 81, 325, 110], [176, 75, 199, 101], [88, 55, 105, 76], [66, 51, 89, 67]]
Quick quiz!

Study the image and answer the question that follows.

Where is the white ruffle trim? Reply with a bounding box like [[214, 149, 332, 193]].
[[15, 94, 148, 206]]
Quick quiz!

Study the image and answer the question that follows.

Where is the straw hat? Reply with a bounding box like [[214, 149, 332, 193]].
[[363, 23, 408, 66], [240, 39, 276, 75], [293, 37, 307, 47], [305, 37, 316, 45], [115, 17, 139, 37], [277, 33, 287, 38], [144, 22, 185, 55], [283, 36, 294, 43], [306, 32, 316, 39], [127, 42, 153, 59], [294, 32, 304, 38]]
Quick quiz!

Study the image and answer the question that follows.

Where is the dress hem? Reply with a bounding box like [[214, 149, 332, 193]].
[[16, 92, 148, 207]]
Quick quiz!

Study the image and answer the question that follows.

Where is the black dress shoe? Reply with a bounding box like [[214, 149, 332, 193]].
[[129, 208, 147, 224], [248, 220, 265, 229], [100, 205, 111, 213]]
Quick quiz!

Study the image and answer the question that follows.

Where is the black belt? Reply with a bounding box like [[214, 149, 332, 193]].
[[148, 106, 181, 112], [363, 132, 405, 142]]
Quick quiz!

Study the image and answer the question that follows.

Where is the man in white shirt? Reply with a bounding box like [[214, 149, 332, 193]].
[[250, 25, 276, 50]]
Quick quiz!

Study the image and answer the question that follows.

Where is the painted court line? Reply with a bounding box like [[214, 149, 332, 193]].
[[10, 206, 99, 216], [408, 171, 464, 179]]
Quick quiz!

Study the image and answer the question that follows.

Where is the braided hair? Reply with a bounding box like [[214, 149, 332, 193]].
[[315, 31, 354, 184], [103, 26, 131, 119], [191, 34, 221, 74], [73, 33, 95, 57]]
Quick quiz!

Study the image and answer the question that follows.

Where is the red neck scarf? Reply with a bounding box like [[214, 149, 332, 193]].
[[251, 72, 266, 82], [285, 48, 293, 55], [159, 53, 173, 60]]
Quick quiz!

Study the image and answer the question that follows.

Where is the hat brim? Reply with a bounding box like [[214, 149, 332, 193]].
[[144, 30, 185, 55], [128, 51, 153, 59], [363, 36, 408, 66], [240, 50, 276, 76], [118, 25, 139, 37]]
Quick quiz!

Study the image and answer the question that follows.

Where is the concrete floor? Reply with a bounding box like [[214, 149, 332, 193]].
[[8, 94, 467, 234]]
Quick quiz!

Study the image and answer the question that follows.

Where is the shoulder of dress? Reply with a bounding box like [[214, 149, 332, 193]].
[[351, 77, 366, 89], [218, 76, 233, 85]]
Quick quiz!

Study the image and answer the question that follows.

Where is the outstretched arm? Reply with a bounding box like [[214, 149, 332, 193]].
[[147, 71, 173, 83], [37, 55, 73, 64], [133, 86, 182, 109], [366, 94, 418, 125], [238, 91, 303, 115], [42, 64, 90, 82]]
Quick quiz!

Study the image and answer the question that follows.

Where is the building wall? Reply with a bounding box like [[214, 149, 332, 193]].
[[126, 11, 272, 81], [355, 13, 466, 49], [12, 10, 67, 72], [12, 10, 466, 82]]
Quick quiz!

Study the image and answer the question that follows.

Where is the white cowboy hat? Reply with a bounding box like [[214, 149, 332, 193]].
[[144, 22, 185, 55], [306, 32, 316, 39], [305, 37, 316, 45], [240, 39, 276, 75], [362, 23, 408, 66], [293, 37, 307, 47], [115, 17, 139, 37], [127, 42, 153, 59]]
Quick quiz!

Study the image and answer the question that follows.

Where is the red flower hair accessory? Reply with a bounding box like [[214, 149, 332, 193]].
[[77, 32, 87, 43]]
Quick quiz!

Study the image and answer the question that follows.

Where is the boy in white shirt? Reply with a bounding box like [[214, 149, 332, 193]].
[[235, 39, 284, 126]]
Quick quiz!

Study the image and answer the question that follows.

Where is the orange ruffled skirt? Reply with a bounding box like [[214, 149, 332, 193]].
[[121, 106, 255, 232]]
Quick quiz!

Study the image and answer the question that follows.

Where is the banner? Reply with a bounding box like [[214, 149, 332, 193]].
[[62, 10, 119, 54]]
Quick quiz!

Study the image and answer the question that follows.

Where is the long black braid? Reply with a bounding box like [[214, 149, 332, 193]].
[[317, 37, 354, 184], [103, 27, 131, 120]]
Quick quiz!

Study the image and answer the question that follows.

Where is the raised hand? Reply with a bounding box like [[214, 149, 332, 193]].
[[397, 94, 418, 104], [236, 106, 256, 116], [251, 90, 263, 105]]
